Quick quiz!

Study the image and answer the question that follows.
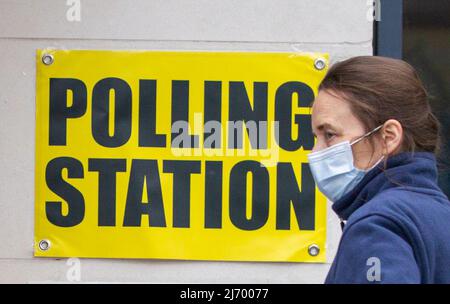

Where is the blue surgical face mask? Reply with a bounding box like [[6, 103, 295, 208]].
[[307, 125, 384, 202]]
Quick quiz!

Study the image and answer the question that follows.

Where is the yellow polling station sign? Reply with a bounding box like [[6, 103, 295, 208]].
[[34, 49, 328, 262]]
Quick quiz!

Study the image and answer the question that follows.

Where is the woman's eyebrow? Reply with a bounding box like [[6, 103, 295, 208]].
[[316, 122, 334, 132], [312, 122, 334, 137]]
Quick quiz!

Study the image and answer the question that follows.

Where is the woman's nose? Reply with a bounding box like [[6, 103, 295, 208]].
[[311, 140, 326, 153], [311, 143, 321, 153]]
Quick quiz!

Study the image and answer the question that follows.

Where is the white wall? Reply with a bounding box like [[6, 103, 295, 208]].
[[0, 0, 372, 283]]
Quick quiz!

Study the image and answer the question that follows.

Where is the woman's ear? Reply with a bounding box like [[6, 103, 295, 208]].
[[381, 119, 403, 155]]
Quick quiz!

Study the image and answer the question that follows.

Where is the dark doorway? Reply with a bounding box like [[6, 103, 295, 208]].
[[403, 0, 450, 198], [375, 0, 450, 198]]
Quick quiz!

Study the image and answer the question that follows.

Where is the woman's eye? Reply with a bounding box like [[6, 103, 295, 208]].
[[325, 132, 335, 140]]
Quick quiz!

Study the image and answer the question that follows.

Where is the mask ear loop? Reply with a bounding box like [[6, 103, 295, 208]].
[[349, 124, 385, 172], [349, 124, 384, 146]]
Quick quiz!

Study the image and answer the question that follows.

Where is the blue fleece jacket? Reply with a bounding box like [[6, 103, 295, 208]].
[[325, 152, 450, 284]]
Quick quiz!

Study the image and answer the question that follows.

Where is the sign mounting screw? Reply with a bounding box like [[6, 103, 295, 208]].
[[42, 54, 54, 65], [314, 58, 326, 71], [38, 239, 51, 251], [308, 244, 320, 256]]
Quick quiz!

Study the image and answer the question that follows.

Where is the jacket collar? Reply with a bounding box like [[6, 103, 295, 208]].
[[332, 151, 443, 221]]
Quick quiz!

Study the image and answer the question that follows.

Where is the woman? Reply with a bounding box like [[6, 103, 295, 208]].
[[307, 56, 450, 283]]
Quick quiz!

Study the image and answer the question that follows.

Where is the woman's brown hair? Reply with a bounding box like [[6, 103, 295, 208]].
[[318, 56, 441, 157]]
